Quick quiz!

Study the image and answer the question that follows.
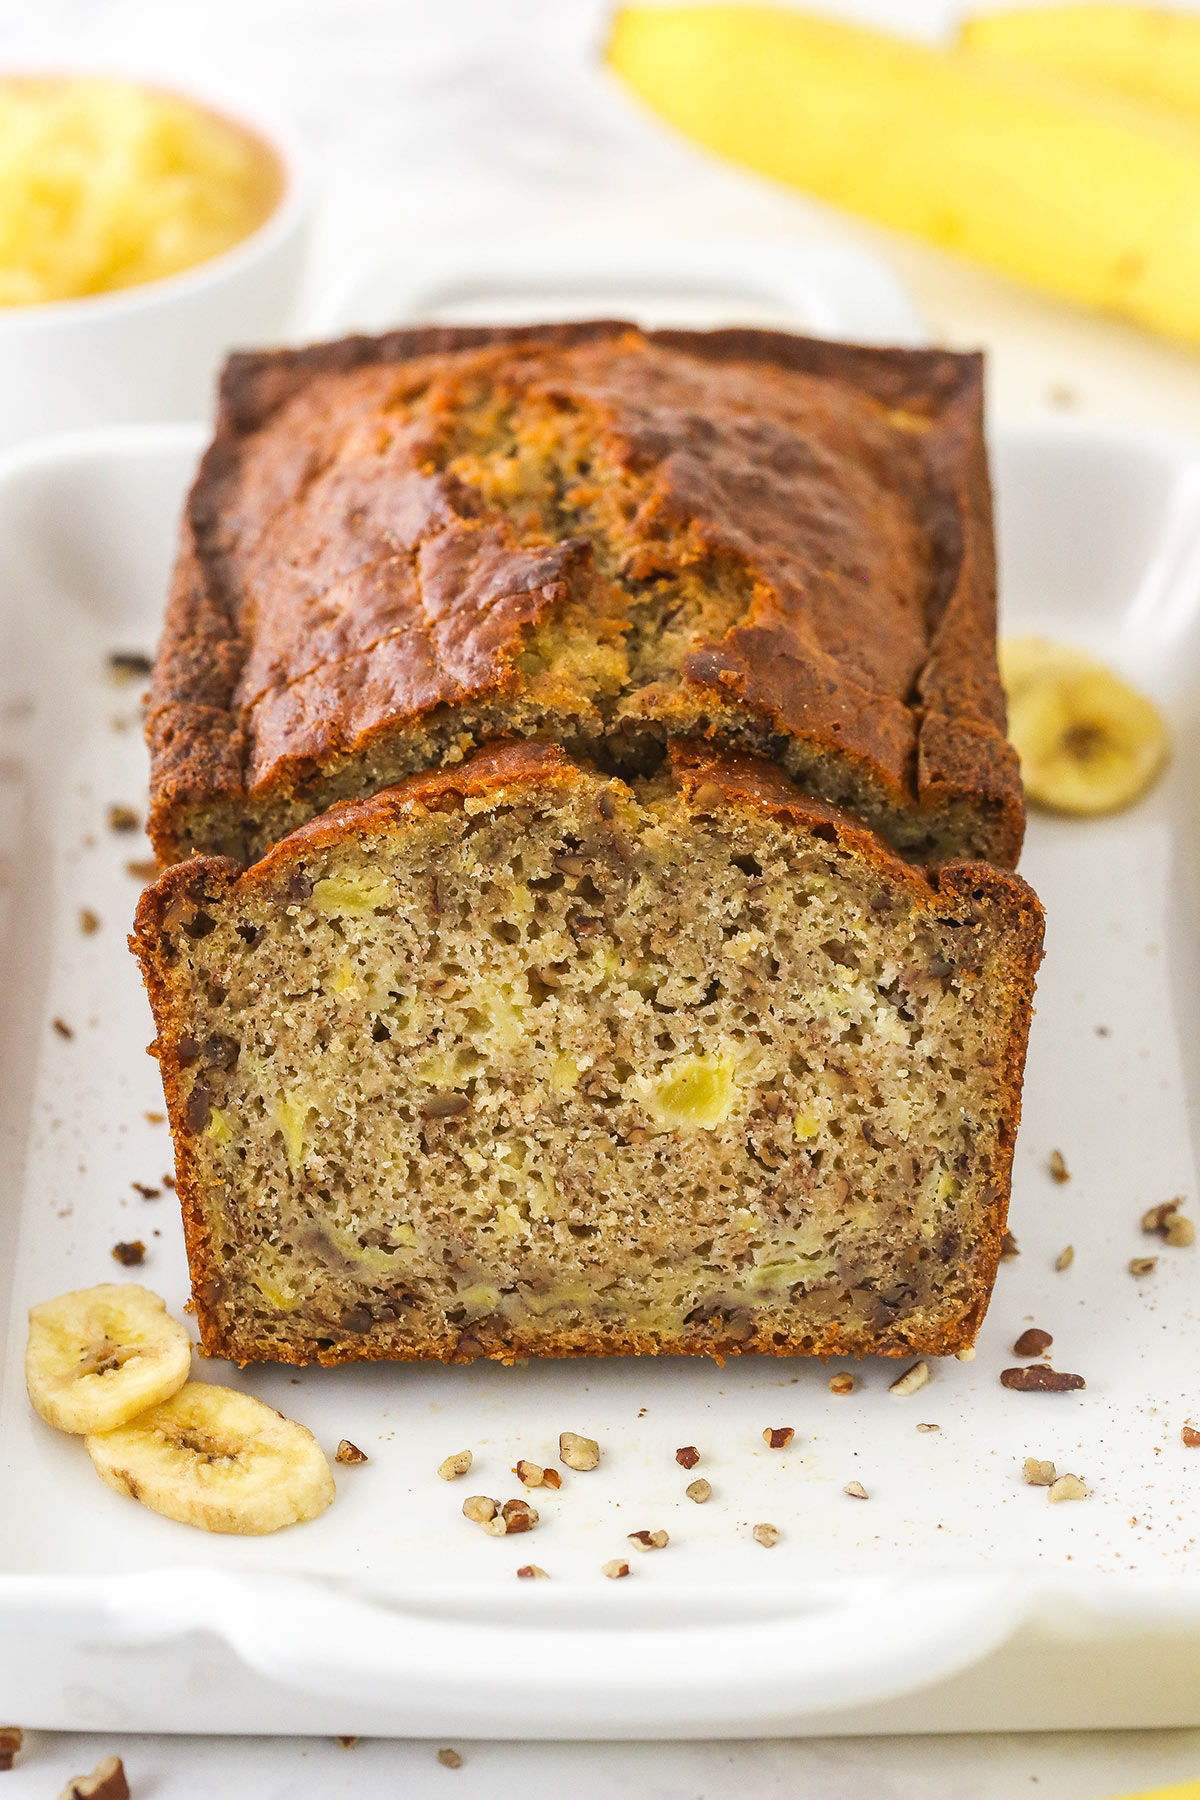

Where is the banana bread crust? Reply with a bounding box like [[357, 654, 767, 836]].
[[133, 739, 1042, 1367], [147, 321, 1022, 870]]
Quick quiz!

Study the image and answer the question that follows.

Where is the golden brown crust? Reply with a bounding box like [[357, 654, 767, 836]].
[[133, 739, 1042, 1367], [147, 321, 1022, 868]]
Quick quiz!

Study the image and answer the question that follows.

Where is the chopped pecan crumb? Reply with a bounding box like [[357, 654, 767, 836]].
[[437, 1747, 463, 1769], [107, 804, 140, 833], [125, 859, 157, 881], [559, 1429, 600, 1470], [1048, 1149, 1070, 1183], [1165, 1214, 1195, 1248], [107, 650, 152, 682], [143, 1111, 165, 1125], [517, 1564, 548, 1579], [627, 1529, 669, 1551], [916, 1422, 940, 1433], [763, 1425, 794, 1449], [1142, 1198, 1182, 1234], [335, 1440, 368, 1465], [540, 1467, 562, 1490], [1013, 1327, 1053, 1356], [1048, 1473, 1087, 1502], [843, 1481, 869, 1500], [675, 1445, 701, 1468], [462, 1494, 497, 1523], [1022, 1457, 1056, 1486], [1182, 1425, 1200, 1448], [111, 1240, 145, 1266], [0, 1728, 20, 1772], [423, 1092, 470, 1120], [1055, 1244, 1075, 1272], [829, 1372, 855, 1395], [52, 1017, 74, 1040], [514, 1459, 544, 1487], [58, 1757, 130, 1800], [1129, 1257, 1158, 1277], [889, 1360, 930, 1397], [602, 1559, 630, 1578], [501, 1498, 538, 1534], [1000, 1230, 1020, 1260], [131, 1182, 160, 1200], [685, 1477, 712, 1503], [1001, 1366, 1085, 1392], [752, 1522, 780, 1547], [79, 908, 101, 935], [438, 1449, 473, 1481], [482, 1513, 508, 1537]]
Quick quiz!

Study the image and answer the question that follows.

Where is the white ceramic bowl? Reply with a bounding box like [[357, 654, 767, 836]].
[[0, 81, 311, 451]]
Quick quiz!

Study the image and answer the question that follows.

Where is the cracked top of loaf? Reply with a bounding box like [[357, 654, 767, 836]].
[[146, 319, 1023, 868]]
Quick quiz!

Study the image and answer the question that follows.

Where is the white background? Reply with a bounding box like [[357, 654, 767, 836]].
[[2, 0, 1200, 1793]]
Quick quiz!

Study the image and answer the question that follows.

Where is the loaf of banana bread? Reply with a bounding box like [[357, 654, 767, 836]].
[[146, 320, 1022, 870], [132, 741, 1042, 1366]]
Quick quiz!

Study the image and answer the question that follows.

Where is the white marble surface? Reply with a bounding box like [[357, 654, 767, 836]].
[[2, 0, 1200, 1791]]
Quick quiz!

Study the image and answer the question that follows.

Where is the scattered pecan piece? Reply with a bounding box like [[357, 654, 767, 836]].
[[437, 1747, 463, 1769], [675, 1445, 700, 1469], [111, 1240, 145, 1266], [1182, 1425, 1200, 1448], [752, 1522, 780, 1547], [52, 1018, 74, 1040], [685, 1477, 712, 1503], [335, 1440, 368, 1465], [1023, 1458, 1056, 1486], [1055, 1245, 1075, 1272], [1013, 1328, 1053, 1356], [517, 1564, 548, 1579], [501, 1498, 538, 1534], [843, 1481, 868, 1500], [627, 1529, 669, 1551], [462, 1495, 497, 1524], [131, 1182, 160, 1200], [125, 859, 158, 882], [1048, 1473, 1087, 1502], [602, 1559, 630, 1579], [889, 1360, 930, 1397], [540, 1467, 562, 1490], [107, 650, 152, 682], [1165, 1215, 1195, 1248], [1048, 1149, 1070, 1183], [1001, 1366, 1085, 1392], [335, 1737, 359, 1749], [438, 1449, 472, 1481], [763, 1425, 794, 1449], [829, 1372, 855, 1395], [559, 1429, 600, 1470], [1142, 1198, 1182, 1234], [1129, 1257, 1158, 1277], [514, 1459, 544, 1487], [58, 1757, 129, 1800], [0, 1727, 21, 1772], [79, 909, 101, 935], [107, 804, 140, 833], [916, 1422, 940, 1433], [999, 1230, 1020, 1260]]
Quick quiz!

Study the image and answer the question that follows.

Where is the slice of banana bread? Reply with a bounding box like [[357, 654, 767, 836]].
[[132, 740, 1042, 1366], [147, 320, 1022, 870]]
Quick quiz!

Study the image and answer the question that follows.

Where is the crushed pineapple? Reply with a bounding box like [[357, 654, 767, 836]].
[[311, 871, 394, 917], [793, 1111, 820, 1142], [274, 1091, 312, 1171], [549, 1053, 581, 1095], [642, 1054, 738, 1130], [205, 1106, 234, 1147]]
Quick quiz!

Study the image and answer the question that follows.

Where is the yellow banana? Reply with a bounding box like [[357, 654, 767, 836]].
[[962, 6, 1200, 125], [607, 5, 1200, 345]]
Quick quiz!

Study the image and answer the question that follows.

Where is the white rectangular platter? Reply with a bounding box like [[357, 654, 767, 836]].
[[0, 409, 1198, 1739]]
